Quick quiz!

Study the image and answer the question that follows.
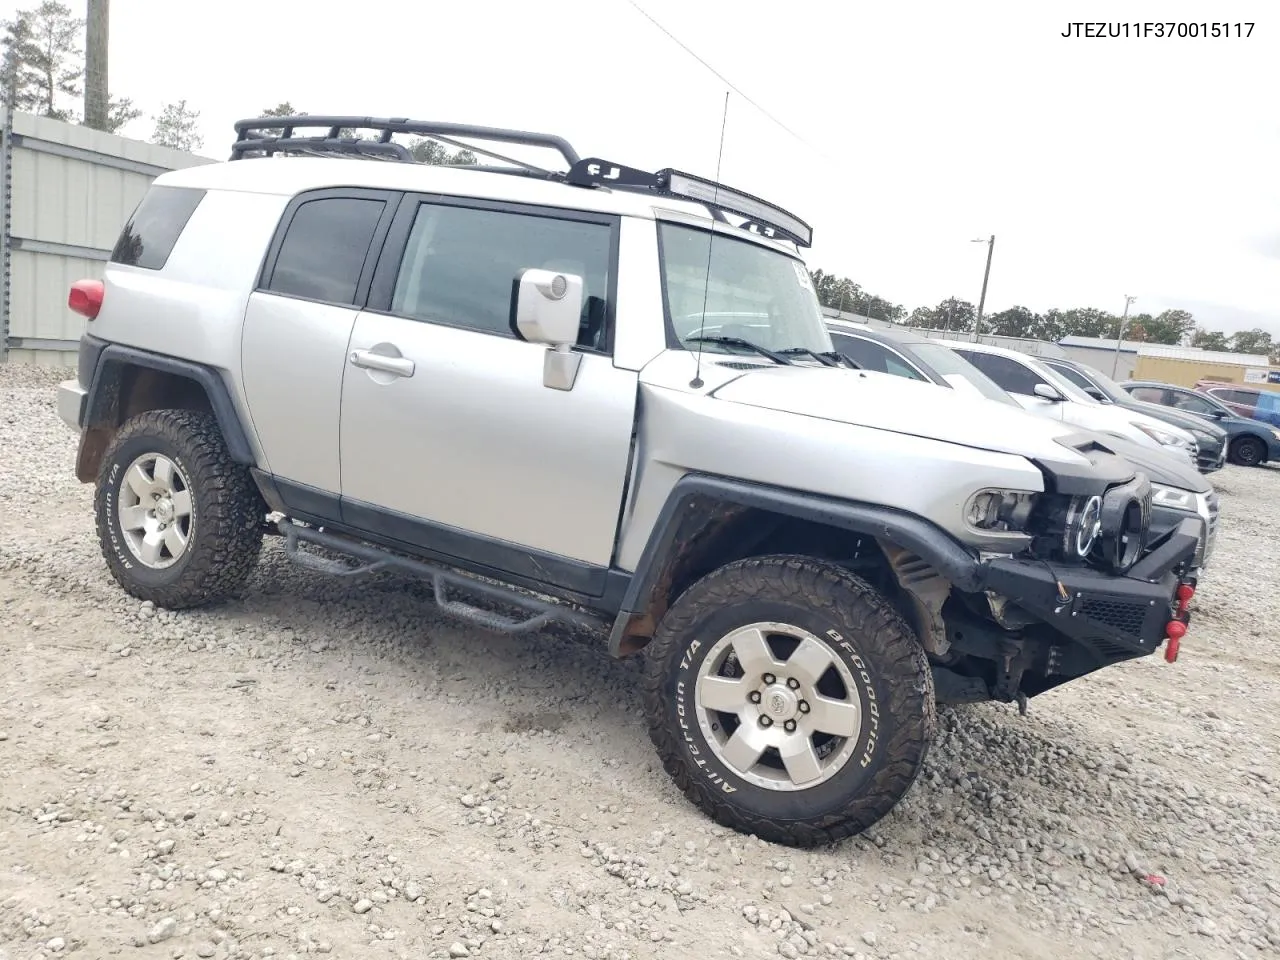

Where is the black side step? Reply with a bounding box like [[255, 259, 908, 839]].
[[278, 521, 608, 635]]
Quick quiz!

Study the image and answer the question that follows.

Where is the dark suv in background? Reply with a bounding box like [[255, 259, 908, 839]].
[[1123, 380, 1280, 467], [1037, 358, 1227, 473]]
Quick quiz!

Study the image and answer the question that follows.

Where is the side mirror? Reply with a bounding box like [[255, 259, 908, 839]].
[[1210, 409, 1226, 419], [1033, 383, 1065, 402], [511, 268, 585, 391]]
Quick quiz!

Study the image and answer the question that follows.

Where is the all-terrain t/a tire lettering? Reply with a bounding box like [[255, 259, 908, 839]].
[[642, 554, 936, 847], [95, 409, 265, 608]]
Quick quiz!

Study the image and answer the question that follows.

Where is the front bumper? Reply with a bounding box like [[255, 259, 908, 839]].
[[56, 379, 87, 431], [981, 516, 1200, 660], [1147, 492, 1217, 571], [1196, 437, 1227, 472]]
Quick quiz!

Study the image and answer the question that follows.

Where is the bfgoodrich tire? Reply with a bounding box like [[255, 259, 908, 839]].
[[642, 555, 935, 847], [94, 409, 265, 609]]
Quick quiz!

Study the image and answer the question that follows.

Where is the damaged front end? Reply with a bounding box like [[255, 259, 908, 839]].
[[925, 442, 1201, 706]]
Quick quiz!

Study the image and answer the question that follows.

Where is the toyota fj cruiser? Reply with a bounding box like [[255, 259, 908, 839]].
[[55, 115, 1201, 847]]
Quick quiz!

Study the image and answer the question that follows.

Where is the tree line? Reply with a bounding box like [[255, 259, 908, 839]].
[[810, 269, 1279, 363], [1, 2, 479, 162]]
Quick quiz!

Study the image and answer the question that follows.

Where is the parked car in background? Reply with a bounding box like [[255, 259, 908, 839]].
[[825, 321, 1219, 573], [943, 341, 1200, 465], [1121, 379, 1280, 467], [1194, 381, 1280, 429], [1036, 357, 1227, 473]]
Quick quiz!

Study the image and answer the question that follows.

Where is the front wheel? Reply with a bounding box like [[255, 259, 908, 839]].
[[642, 555, 935, 847], [1229, 435, 1265, 467]]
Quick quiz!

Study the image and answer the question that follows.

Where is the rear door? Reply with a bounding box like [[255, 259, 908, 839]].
[[240, 189, 398, 518], [337, 194, 638, 580]]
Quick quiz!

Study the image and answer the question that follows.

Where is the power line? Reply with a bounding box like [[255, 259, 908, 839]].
[[622, 0, 819, 153]]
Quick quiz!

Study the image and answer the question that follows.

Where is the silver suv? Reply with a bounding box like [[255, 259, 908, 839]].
[[55, 115, 1201, 847]]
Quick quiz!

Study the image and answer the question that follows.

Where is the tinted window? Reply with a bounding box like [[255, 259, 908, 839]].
[[1210, 388, 1254, 406], [267, 198, 385, 305], [391, 203, 612, 351], [1130, 387, 1169, 405], [953, 350, 1048, 396], [110, 185, 206, 270], [829, 334, 926, 380], [1047, 363, 1097, 392], [1168, 390, 1216, 414]]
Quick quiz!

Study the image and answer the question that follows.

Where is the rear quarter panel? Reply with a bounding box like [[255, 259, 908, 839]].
[[86, 189, 291, 463]]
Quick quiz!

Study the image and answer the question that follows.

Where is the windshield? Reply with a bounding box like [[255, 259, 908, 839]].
[[1072, 362, 1129, 402], [908, 341, 1020, 406], [659, 223, 832, 356], [1034, 359, 1099, 403]]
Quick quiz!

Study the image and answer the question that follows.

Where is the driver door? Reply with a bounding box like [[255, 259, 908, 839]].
[[337, 195, 638, 586]]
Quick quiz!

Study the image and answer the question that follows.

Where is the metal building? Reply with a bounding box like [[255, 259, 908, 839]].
[[1, 107, 210, 366]]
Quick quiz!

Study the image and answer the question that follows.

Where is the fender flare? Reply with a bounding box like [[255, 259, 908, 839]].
[[83, 340, 255, 465], [607, 473, 984, 656]]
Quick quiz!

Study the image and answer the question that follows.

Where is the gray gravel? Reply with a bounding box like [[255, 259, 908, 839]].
[[1, 362, 1278, 960]]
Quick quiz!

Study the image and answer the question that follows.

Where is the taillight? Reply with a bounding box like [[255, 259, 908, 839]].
[[69, 279, 104, 319]]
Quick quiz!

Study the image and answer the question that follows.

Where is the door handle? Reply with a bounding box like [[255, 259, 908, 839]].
[[349, 349, 415, 378]]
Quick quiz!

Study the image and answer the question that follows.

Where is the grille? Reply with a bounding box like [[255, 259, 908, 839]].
[[1081, 597, 1149, 636]]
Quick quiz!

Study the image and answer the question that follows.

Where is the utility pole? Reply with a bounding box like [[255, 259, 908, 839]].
[[970, 235, 994, 342], [1111, 294, 1137, 377], [84, 0, 110, 132]]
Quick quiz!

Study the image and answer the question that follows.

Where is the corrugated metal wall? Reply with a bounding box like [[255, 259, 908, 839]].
[[0, 107, 211, 366], [1132, 355, 1280, 389]]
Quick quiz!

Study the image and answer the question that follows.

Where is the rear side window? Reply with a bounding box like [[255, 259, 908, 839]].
[[953, 350, 1047, 396], [266, 197, 386, 305], [829, 333, 925, 381], [1129, 387, 1168, 404], [110, 185, 206, 270]]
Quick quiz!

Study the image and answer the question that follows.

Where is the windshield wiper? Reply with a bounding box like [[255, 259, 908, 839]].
[[777, 347, 858, 369], [685, 335, 794, 365]]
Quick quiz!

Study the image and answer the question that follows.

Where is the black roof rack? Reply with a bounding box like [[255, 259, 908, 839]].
[[228, 115, 812, 248]]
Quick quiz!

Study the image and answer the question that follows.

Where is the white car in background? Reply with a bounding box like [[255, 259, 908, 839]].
[[947, 341, 1200, 465]]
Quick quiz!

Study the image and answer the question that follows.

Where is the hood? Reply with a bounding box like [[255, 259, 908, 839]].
[[1095, 433, 1210, 492], [707, 363, 1099, 463], [1118, 395, 1227, 438]]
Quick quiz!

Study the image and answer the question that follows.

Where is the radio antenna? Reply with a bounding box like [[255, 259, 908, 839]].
[[690, 90, 730, 390]]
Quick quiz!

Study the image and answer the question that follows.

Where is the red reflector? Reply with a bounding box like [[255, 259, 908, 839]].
[[68, 279, 104, 319], [1164, 620, 1186, 663], [1176, 584, 1195, 603]]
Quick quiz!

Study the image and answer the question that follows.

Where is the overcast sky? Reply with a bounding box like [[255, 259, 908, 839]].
[[8, 0, 1277, 334]]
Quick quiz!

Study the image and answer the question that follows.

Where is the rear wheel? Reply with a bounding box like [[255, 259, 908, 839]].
[[95, 409, 265, 608], [642, 555, 935, 847], [1229, 435, 1265, 467]]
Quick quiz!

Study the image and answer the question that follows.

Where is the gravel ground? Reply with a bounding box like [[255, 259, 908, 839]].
[[1, 362, 1278, 960]]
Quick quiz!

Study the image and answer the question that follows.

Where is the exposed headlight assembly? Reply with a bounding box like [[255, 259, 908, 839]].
[[1027, 477, 1151, 572], [964, 488, 1038, 532], [1064, 495, 1102, 558], [1094, 479, 1151, 573]]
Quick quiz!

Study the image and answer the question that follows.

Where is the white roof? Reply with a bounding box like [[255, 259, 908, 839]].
[[1059, 335, 1146, 351], [157, 155, 756, 233], [1058, 335, 1269, 366], [1135, 343, 1271, 365]]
